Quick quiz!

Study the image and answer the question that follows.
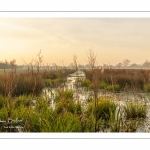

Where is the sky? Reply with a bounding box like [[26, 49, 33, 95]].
[[0, 18, 150, 66]]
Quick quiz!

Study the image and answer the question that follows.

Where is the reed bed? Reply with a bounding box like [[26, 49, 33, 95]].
[[83, 69, 150, 92]]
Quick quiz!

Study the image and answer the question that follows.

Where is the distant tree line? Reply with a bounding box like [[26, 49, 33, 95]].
[[112, 59, 150, 69], [0, 59, 17, 69], [1, 58, 150, 70]]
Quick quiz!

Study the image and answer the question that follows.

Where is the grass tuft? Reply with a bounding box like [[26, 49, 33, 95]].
[[123, 101, 147, 119]]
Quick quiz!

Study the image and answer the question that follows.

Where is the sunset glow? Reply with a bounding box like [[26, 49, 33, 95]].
[[0, 18, 150, 65]]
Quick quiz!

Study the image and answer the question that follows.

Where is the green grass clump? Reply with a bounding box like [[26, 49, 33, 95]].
[[56, 90, 73, 100], [144, 84, 150, 93], [52, 112, 82, 132], [123, 101, 147, 119], [45, 78, 63, 88], [96, 99, 117, 121], [81, 79, 91, 88], [99, 81, 107, 89], [0, 107, 8, 120], [55, 98, 76, 114], [105, 85, 114, 91], [109, 108, 123, 132], [13, 95, 31, 108], [104, 84, 121, 92], [0, 95, 7, 109], [114, 84, 121, 91], [87, 98, 117, 121], [35, 96, 50, 113], [45, 79, 53, 87], [54, 90, 83, 116]]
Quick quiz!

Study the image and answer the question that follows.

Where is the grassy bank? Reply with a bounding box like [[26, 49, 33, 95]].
[[0, 91, 147, 132]]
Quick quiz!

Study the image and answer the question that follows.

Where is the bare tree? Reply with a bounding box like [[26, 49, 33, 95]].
[[86, 49, 97, 72], [115, 62, 123, 69], [86, 48, 99, 131], [35, 50, 43, 75], [123, 59, 130, 69], [72, 53, 80, 90], [73, 53, 78, 71]]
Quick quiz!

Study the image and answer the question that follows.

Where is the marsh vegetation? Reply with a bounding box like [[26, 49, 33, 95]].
[[0, 50, 150, 132]]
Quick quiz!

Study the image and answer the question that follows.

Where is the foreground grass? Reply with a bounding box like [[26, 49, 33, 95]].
[[0, 92, 147, 132], [124, 101, 147, 119]]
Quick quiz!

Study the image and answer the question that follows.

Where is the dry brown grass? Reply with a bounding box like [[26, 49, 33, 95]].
[[84, 69, 150, 91]]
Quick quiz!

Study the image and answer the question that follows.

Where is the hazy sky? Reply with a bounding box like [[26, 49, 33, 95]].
[[0, 18, 150, 66]]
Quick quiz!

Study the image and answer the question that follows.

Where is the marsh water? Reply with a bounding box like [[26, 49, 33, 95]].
[[43, 87, 150, 132]]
